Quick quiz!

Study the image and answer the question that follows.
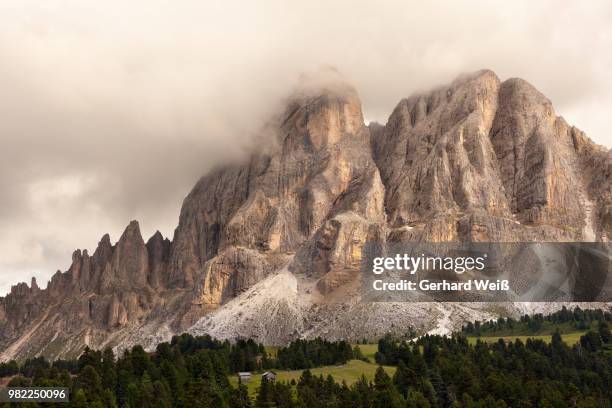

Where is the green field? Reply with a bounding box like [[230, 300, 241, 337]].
[[230, 359, 396, 396], [234, 333, 591, 396], [264, 346, 279, 358], [466, 331, 586, 346], [466, 321, 595, 337], [354, 343, 378, 361]]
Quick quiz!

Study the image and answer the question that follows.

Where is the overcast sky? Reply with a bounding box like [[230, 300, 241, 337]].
[[1, 0, 611, 295]]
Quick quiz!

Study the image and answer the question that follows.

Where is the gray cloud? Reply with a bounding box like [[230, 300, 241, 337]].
[[1, 0, 611, 294]]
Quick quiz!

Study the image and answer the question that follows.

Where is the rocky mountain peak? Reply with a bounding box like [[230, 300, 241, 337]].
[[92, 233, 113, 266], [499, 77, 553, 107], [281, 67, 364, 151], [293, 66, 360, 101], [146, 230, 170, 289], [373, 68, 507, 233], [1, 69, 610, 361], [107, 221, 148, 290], [98, 233, 111, 247], [30, 277, 38, 291], [120, 220, 143, 242], [147, 230, 164, 244]]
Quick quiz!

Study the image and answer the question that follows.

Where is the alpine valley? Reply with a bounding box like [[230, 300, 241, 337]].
[[1, 68, 611, 361]]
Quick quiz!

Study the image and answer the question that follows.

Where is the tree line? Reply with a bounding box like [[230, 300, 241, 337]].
[[275, 338, 355, 369], [461, 306, 612, 336], [0, 309, 610, 407], [0, 334, 362, 407]]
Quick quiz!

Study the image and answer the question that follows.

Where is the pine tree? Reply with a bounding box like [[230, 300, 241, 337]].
[[392, 360, 411, 397], [406, 389, 431, 408], [75, 365, 104, 403], [230, 379, 252, 408], [271, 382, 294, 408], [348, 375, 372, 407], [71, 389, 88, 408], [101, 347, 117, 390], [598, 321, 611, 343], [353, 345, 365, 361], [101, 388, 118, 408], [78, 347, 101, 372], [373, 366, 403, 408], [255, 376, 273, 408]]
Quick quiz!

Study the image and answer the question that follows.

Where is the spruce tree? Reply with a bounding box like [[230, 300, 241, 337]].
[[231, 380, 252, 408], [255, 376, 273, 408], [393, 360, 411, 397]]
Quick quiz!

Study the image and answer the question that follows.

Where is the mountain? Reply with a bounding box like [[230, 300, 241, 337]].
[[1, 68, 610, 361]]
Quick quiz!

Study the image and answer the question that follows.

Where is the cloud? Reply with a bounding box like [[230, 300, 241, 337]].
[[1, 0, 611, 294]]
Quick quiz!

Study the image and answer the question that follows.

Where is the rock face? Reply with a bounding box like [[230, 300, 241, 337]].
[[0, 222, 183, 360], [372, 70, 611, 242], [1, 68, 610, 360]]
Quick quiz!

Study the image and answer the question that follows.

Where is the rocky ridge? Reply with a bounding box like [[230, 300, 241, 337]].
[[1, 68, 610, 361]]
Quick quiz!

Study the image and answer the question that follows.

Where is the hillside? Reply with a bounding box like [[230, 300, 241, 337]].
[[1, 309, 611, 407]]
